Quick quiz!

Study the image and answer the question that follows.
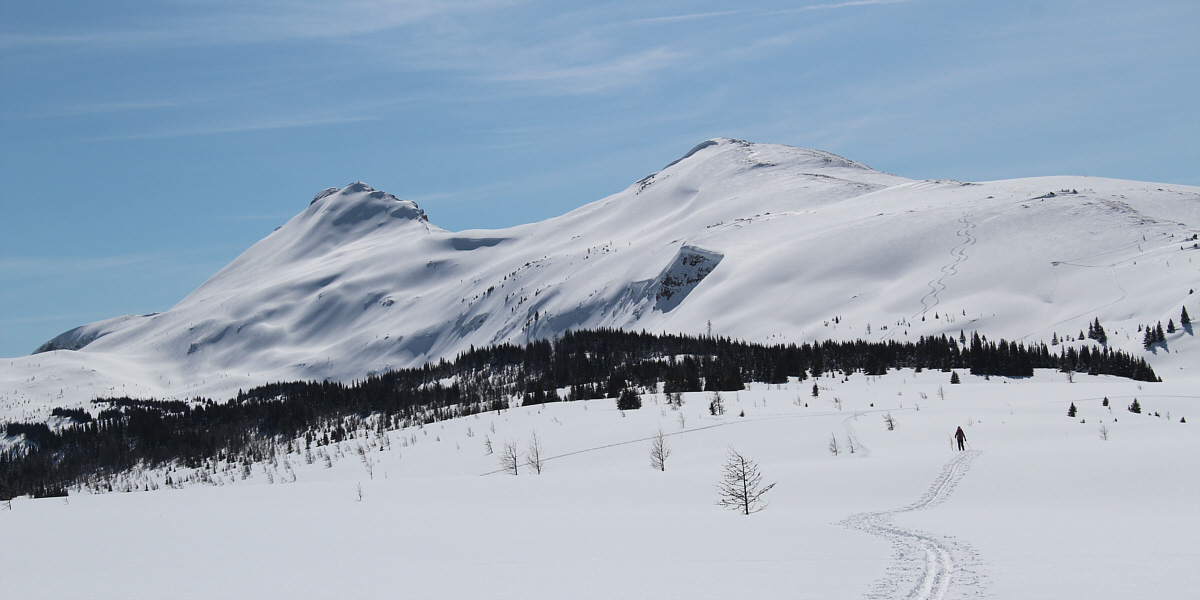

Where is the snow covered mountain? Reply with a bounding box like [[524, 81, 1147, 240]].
[[4, 138, 1198, 420]]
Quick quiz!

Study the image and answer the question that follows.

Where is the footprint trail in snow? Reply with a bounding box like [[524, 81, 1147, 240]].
[[841, 450, 988, 600]]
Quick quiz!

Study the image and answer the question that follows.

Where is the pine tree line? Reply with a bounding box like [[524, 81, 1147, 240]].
[[1, 328, 1158, 499]]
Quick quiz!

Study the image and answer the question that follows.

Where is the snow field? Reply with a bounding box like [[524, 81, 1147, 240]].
[[3, 369, 1196, 599]]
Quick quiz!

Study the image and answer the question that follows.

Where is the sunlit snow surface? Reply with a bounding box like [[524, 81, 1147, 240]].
[[2, 139, 1199, 598], [2, 373, 1197, 599], [3, 139, 1198, 421]]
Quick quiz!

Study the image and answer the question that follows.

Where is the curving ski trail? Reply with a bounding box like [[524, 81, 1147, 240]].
[[841, 450, 987, 600], [916, 216, 976, 318]]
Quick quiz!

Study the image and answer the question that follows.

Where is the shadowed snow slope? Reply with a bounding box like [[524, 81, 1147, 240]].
[[4, 139, 1198, 420]]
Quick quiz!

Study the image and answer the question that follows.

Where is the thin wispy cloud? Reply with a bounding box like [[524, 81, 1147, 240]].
[[0, 313, 94, 326], [488, 47, 686, 94], [617, 10, 743, 27], [0, 254, 161, 278], [11, 100, 179, 120], [0, 0, 521, 50], [87, 111, 383, 141], [771, 0, 915, 14]]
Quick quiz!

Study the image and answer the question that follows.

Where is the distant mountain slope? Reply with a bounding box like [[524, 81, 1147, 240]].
[[4, 138, 1198, 420]]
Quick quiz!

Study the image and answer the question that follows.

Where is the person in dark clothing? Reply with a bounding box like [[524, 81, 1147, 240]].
[[954, 426, 967, 451]]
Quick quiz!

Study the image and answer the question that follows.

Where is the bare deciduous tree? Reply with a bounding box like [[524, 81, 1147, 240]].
[[829, 433, 841, 456], [716, 446, 776, 515], [649, 428, 671, 471], [354, 482, 363, 502], [668, 392, 684, 409], [499, 439, 520, 475], [884, 412, 896, 431], [526, 430, 545, 475], [484, 435, 493, 455], [709, 392, 725, 416]]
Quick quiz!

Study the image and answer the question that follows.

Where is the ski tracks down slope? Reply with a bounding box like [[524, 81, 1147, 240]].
[[917, 215, 976, 318], [841, 450, 987, 600]]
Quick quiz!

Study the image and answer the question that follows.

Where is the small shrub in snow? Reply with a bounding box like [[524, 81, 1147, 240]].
[[829, 433, 840, 456]]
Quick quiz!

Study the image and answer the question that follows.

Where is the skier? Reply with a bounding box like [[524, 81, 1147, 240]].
[[954, 426, 967, 451]]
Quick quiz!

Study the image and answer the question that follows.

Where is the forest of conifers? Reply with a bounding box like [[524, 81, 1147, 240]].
[[1, 328, 1158, 499]]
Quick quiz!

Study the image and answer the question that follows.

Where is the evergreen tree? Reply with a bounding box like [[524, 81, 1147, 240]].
[[950, 371, 961, 384], [812, 383, 819, 398], [606, 373, 626, 398], [1128, 398, 1141, 414], [1167, 319, 1176, 334], [1182, 306, 1191, 326], [1067, 402, 1077, 417], [617, 388, 642, 411]]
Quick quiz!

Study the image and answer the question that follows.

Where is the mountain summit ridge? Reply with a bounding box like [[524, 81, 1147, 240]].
[[4, 139, 1197, 419]]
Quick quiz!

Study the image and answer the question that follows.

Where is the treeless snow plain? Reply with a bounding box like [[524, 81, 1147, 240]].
[[3, 370, 1196, 599]]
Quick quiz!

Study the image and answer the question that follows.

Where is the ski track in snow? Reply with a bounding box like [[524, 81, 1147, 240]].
[[1018, 250, 1132, 342], [841, 450, 987, 600], [843, 413, 872, 457], [477, 406, 907, 475], [916, 216, 976, 319]]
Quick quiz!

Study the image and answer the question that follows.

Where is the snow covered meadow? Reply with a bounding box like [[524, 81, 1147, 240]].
[[4, 369, 1196, 599]]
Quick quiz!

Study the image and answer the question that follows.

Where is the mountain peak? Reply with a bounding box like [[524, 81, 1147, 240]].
[[657, 138, 878, 175], [307, 182, 429, 227]]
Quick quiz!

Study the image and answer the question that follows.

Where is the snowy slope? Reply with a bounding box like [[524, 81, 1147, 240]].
[[4, 139, 1199, 420], [3, 372, 1196, 599]]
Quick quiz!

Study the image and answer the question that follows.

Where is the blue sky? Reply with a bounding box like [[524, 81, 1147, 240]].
[[1, 0, 1197, 358]]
